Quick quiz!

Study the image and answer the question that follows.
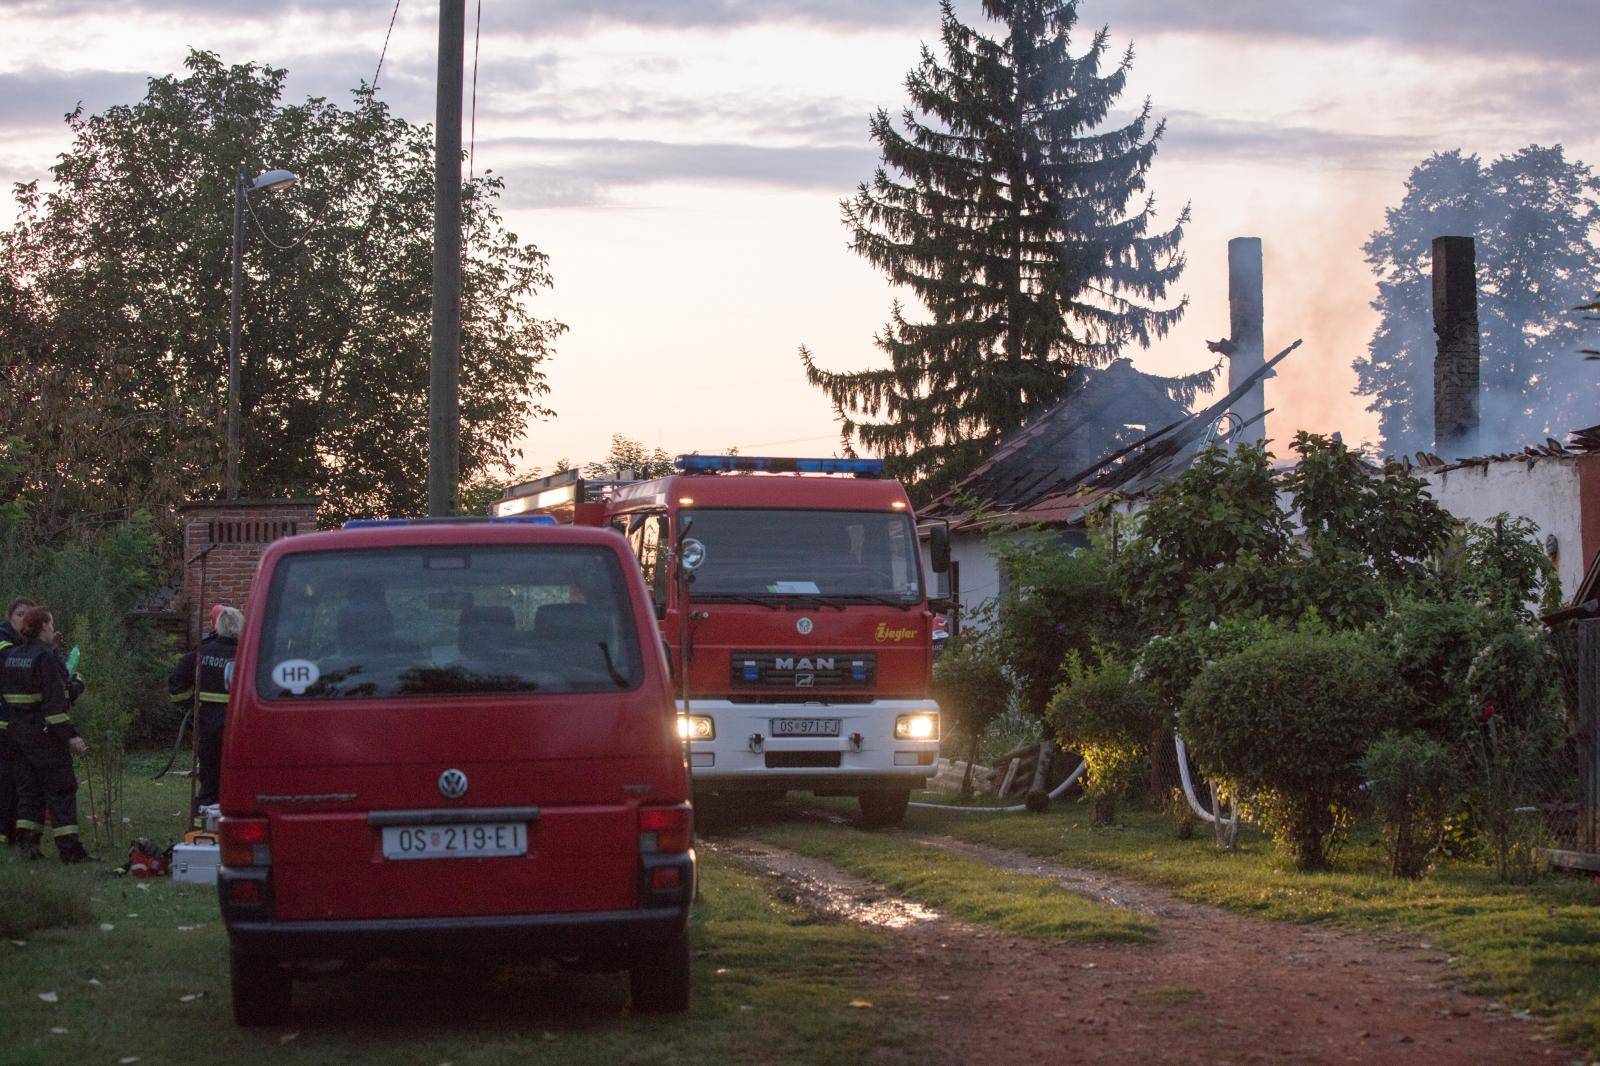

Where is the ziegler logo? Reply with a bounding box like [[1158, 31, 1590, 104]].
[[874, 623, 918, 643]]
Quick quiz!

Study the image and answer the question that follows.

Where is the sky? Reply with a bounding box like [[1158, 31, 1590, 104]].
[[2, 0, 1597, 473]]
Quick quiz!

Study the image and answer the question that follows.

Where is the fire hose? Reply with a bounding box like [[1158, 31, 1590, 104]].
[[908, 756, 1087, 813]]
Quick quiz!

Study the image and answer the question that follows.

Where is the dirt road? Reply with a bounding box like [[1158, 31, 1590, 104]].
[[714, 833, 1578, 1064]]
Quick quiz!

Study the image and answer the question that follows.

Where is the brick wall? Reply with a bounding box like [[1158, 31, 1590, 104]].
[[178, 498, 318, 643]]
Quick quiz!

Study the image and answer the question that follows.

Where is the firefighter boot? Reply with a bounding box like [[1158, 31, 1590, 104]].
[[56, 834, 95, 864], [16, 828, 44, 861]]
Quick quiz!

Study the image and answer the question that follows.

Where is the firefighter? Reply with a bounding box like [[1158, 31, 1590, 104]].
[[1, 605, 92, 862], [168, 605, 241, 810], [0, 596, 35, 848]]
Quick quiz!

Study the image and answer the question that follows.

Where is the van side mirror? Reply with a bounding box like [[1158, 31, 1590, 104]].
[[929, 523, 951, 574]]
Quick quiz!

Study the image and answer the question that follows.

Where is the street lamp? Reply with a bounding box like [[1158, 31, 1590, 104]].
[[226, 167, 298, 499]]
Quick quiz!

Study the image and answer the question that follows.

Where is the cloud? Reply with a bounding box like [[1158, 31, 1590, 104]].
[[1160, 110, 1434, 171], [490, 136, 877, 207], [0, 0, 935, 32], [1106, 0, 1600, 61], [0, 68, 154, 131], [4, 0, 1597, 59]]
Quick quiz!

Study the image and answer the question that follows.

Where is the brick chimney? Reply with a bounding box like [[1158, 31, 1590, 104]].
[[1432, 235, 1480, 458], [1226, 237, 1266, 444]]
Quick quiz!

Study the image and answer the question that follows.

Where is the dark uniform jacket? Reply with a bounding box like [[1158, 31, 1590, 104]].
[[168, 633, 238, 709], [0, 639, 77, 739]]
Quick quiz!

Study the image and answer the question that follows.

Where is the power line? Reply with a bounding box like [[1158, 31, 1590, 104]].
[[243, 192, 301, 253], [468, 0, 482, 181], [372, 0, 402, 91]]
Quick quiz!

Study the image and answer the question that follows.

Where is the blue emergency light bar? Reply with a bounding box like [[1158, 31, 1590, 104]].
[[674, 455, 885, 477], [342, 515, 557, 529]]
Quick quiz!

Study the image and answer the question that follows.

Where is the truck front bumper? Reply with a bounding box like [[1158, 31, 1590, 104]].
[[677, 698, 940, 792]]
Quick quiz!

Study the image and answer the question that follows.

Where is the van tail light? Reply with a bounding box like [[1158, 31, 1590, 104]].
[[638, 803, 693, 854], [220, 816, 272, 868]]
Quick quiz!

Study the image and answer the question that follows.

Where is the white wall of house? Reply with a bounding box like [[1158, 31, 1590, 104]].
[[1422, 458, 1592, 600]]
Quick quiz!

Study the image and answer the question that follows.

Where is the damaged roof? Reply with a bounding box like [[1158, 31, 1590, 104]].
[[923, 341, 1303, 529]]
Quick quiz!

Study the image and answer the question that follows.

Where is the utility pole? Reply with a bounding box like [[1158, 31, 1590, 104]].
[[226, 172, 246, 499], [428, 0, 466, 516]]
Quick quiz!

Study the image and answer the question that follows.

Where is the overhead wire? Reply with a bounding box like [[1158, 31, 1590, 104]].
[[372, 0, 403, 92], [469, 0, 483, 182]]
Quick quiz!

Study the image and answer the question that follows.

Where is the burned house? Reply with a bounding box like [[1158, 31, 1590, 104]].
[[919, 346, 1295, 614]]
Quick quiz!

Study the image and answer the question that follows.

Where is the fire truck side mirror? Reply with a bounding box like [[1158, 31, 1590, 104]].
[[929, 524, 951, 574]]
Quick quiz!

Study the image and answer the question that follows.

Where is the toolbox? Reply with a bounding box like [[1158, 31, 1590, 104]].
[[171, 842, 221, 885]]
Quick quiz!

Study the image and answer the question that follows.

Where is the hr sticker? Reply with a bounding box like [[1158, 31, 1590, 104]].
[[272, 658, 320, 695]]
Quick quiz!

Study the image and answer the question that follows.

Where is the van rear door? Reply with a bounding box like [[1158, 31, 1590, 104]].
[[234, 541, 677, 922]]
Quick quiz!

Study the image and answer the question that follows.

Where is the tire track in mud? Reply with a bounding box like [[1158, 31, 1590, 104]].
[[711, 831, 1578, 1064]]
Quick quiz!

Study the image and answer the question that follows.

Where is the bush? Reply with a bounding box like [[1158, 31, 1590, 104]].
[[1047, 650, 1157, 824], [931, 633, 1011, 796], [1362, 732, 1456, 878], [1379, 598, 1497, 740], [1181, 630, 1406, 870]]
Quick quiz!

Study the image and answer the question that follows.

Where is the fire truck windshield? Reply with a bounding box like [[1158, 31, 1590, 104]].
[[682, 508, 922, 602]]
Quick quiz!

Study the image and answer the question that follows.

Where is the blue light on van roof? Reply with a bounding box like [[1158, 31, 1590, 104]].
[[342, 515, 558, 529], [674, 455, 884, 477]]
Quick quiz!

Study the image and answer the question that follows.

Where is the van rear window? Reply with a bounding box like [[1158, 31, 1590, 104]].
[[253, 546, 644, 700]]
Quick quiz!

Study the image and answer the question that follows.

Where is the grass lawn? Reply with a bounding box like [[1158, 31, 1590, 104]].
[[744, 818, 1153, 943], [0, 754, 924, 1065], [875, 793, 1600, 1055]]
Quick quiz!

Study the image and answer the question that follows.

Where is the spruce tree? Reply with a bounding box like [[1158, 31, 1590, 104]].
[[801, 0, 1188, 494]]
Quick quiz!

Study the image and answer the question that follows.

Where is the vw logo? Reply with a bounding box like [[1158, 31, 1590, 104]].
[[795, 616, 814, 636], [438, 769, 469, 799]]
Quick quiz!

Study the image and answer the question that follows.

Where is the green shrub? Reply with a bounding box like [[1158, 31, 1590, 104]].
[[1047, 650, 1157, 824], [932, 632, 1010, 781], [1379, 598, 1498, 739], [1361, 731, 1457, 878], [0, 860, 94, 937], [1181, 630, 1407, 870]]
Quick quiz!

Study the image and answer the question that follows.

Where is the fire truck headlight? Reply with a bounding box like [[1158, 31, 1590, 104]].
[[677, 715, 715, 741], [895, 713, 938, 741]]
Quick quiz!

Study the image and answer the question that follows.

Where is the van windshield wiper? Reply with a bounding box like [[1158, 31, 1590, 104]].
[[597, 642, 630, 688]]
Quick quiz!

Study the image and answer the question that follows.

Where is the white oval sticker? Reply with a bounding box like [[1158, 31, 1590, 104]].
[[271, 658, 320, 695]]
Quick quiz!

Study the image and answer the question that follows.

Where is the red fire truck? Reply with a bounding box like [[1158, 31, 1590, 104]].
[[494, 456, 951, 825]]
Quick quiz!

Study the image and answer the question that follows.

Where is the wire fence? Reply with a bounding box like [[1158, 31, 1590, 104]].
[[1540, 616, 1599, 860]]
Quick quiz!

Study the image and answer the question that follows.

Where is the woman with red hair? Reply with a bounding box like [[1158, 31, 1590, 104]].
[[0, 605, 92, 862]]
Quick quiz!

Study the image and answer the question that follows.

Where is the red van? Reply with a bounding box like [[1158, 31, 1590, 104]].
[[217, 519, 694, 1025]]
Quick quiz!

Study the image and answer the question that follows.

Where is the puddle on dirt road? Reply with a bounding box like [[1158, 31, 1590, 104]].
[[710, 841, 941, 929]]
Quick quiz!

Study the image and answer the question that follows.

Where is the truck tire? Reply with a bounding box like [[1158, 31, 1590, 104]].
[[858, 789, 910, 827], [630, 929, 692, 1013], [230, 948, 291, 1027]]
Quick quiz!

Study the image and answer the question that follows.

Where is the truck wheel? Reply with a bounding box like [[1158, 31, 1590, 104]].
[[230, 948, 291, 1027], [630, 929, 691, 1013], [859, 789, 910, 827]]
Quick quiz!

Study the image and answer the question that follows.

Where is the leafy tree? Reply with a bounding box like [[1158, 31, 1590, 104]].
[[586, 435, 675, 480], [0, 51, 564, 533], [1111, 435, 1454, 632], [801, 0, 1187, 493], [1356, 146, 1600, 457], [1109, 443, 1291, 632]]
